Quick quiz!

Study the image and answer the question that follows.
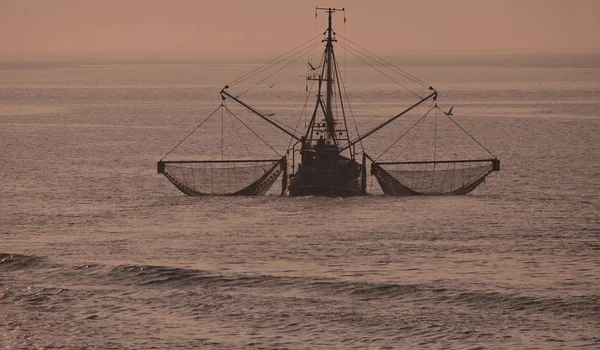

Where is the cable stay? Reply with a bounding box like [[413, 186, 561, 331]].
[[228, 33, 324, 87], [337, 34, 431, 89], [336, 41, 425, 99]]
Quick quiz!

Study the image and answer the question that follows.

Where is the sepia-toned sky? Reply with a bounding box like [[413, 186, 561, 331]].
[[2, 0, 599, 56]]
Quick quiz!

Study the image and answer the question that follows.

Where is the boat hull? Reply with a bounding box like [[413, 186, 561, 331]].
[[287, 167, 364, 197], [287, 184, 363, 196]]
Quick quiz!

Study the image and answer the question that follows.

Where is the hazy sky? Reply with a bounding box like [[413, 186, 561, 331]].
[[2, 0, 599, 56]]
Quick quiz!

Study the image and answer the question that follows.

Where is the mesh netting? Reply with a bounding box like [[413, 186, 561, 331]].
[[372, 159, 498, 196], [158, 158, 285, 196]]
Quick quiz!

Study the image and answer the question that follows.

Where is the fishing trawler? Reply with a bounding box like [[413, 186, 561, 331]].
[[157, 7, 499, 196]]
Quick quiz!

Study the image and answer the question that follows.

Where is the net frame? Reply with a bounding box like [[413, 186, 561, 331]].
[[158, 157, 287, 196], [371, 158, 499, 196]]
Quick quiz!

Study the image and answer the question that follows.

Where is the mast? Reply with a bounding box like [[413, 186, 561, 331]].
[[325, 8, 334, 132], [316, 7, 344, 142]]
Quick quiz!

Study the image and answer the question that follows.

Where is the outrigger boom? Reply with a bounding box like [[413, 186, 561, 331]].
[[220, 86, 301, 141]]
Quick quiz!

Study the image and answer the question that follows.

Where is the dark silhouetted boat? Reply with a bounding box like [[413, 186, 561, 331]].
[[158, 7, 499, 197]]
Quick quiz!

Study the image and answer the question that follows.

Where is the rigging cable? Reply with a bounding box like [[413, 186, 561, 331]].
[[288, 70, 318, 151], [228, 33, 323, 86], [267, 110, 309, 137], [336, 60, 363, 152], [434, 105, 437, 162], [432, 105, 437, 185], [224, 103, 255, 162], [435, 105, 496, 158], [332, 50, 354, 152], [343, 10, 347, 83], [221, 102, 224, 160], [334, 48, 365, 152], [373, 101, 435, 161], [337, 34, 430, 89], [391, 103, 434, 162], [223, 104, 282, 157], [228, 44, 325, 141], [160, 104, 223, 160], [237, 41, 323, 97], [337, 41, 423, 99]]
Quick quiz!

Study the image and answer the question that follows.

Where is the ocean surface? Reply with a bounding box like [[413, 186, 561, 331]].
[[1, 53, 599, 349]]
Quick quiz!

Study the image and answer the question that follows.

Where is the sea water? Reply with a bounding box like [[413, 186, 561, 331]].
[[1, 54, 599, 349]]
